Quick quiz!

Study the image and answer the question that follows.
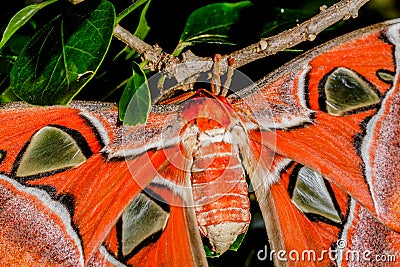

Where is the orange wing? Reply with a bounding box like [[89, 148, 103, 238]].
[[232, 19, 400, 232], [102, 145, 207, 267], [0, 102, 206, 266], [232, 19, 400, 266]]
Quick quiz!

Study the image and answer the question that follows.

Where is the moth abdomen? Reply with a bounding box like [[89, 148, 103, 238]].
[[190, 130, 250, 254]]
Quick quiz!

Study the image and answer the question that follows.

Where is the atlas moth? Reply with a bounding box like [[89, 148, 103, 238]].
[[0, 19, 400, 267]]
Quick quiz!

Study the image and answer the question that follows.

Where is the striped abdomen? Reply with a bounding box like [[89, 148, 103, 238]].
[[190, 130, 250, 254]]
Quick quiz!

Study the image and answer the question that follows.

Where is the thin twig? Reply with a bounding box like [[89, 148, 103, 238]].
[[114, 24, 157, 57], [227, 0, 370, 68], [113, 0, 370, 83], [114, 24, 207, 81]]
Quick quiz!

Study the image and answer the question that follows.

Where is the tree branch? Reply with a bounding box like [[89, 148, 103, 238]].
[[227, 0, 370, 68], [113, 0, 370, 83], [113, 24, 208, 82], [114, 24, 168, 65]]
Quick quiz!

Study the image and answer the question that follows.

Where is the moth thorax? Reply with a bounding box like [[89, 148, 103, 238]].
[[190, 128, 250, 254]]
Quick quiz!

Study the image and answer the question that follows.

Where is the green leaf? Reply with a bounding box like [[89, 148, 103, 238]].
[[119, 63, 150, 125], [0, 88, 18, 103], [116, 0, 149, 24], [10, 0, 115, 105], [204, 245, 219, 258], [118, 0, 151, 60], [0, 56, 14, 82], [260, 8, 313, 37], [229, 231, 247, 251], [0, 0, 58, 50], [7, 34, 31, 55], [174, 1, 252, 55], [203, 231, 247, 258], [134, 0, 151, 40]]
